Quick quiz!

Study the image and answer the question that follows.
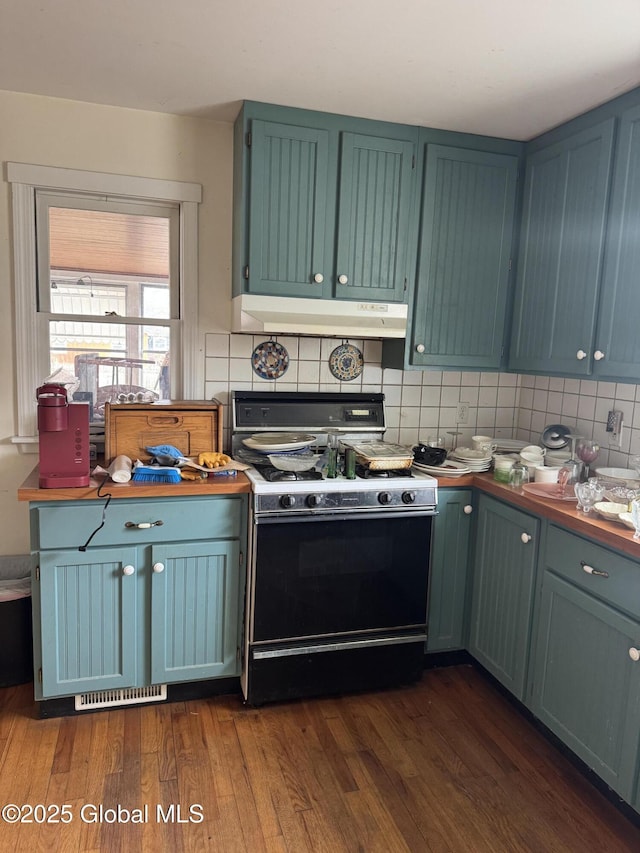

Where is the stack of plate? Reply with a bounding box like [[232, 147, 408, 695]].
[[449, 447, 493, 472], [413, 459, 471, 477]]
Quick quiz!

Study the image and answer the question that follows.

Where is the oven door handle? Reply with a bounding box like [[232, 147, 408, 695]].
[[252, 632, 428, 659], [254, 509, 438, 524]]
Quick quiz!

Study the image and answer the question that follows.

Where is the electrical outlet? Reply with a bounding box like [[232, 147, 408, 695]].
[[456, 403, 469, 424], [606, 409, 624, 447]]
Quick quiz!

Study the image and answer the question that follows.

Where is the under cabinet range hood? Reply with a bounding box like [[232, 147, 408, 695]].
[[232, 294, 408, 339]]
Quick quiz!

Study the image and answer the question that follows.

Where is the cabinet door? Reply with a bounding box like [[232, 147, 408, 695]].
[[469, 496, 538, 699], [39, 547, 138, 697], [508, 119, 615, 375], [410, 146, 518, 368], [595, 104, 640, 380], [334, 133, 414, 302], [427, 489, 473, 652], [150, 541, 240, 683], [532, 571, 640, 801], [247, 120, 331, 297]]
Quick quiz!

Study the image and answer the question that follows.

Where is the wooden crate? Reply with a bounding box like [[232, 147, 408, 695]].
[[104, 400, 223, 464]]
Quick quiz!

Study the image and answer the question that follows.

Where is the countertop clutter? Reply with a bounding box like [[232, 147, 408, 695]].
[[17, 466, 251, 501], [438, 472, 640, 559]]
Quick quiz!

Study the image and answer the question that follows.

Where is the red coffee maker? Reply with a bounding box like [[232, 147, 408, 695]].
[[37, 384, 90, 488]]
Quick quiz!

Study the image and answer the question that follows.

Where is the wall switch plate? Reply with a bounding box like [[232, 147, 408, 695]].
[[456, 403, 469, 424]]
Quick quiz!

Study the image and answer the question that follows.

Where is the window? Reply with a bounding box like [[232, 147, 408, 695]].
[[8, 164, 202, 444]]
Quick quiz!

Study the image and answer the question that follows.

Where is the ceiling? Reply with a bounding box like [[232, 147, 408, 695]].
[[2, 0, 640, 140]]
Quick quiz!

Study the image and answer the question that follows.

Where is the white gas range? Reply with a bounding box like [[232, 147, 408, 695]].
[[231, 390, 438, 707]]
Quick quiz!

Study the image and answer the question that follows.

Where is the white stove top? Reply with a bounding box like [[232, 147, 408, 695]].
[[244, 465, 438, 494]]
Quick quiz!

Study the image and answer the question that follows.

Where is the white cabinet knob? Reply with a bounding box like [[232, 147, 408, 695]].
[[415, 343, 425, 354], [629, 647, 640, 662], [521, 533, 532, 544], [594, 350, 605, 361], [153, 562, 165, 574], [463, 505, 473, 515], [313, 273, 324, 284], [576, 349, 587, 360], [122, 564, 135, 576], [338, 274, 349, 285]]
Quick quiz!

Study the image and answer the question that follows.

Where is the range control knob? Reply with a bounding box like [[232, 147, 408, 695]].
[[280, 494, 296, 509], [306, 494, 322, 508], [378, 491, 393, 505], [402, 491, 417, 504]]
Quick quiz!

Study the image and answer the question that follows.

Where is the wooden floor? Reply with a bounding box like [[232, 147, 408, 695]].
[[0, 665, 639, 852]]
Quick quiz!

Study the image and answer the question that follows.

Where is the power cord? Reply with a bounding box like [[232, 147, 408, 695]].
[[78, 476, 112, 551]]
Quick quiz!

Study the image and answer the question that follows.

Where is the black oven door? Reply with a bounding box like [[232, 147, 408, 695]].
[[251, 511, 432, 643]]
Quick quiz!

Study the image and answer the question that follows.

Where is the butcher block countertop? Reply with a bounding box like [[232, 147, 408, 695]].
[[17, 467, 251, 501], [439, 472, 640, 560]]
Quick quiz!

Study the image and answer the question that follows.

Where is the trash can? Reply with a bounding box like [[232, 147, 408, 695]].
[[0, 556, 33, 687]]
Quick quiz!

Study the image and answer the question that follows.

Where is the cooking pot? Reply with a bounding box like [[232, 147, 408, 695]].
[[413, 444, 447, 466]]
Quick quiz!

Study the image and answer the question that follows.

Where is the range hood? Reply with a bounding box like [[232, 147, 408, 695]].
[[232, 294, 407, 339]]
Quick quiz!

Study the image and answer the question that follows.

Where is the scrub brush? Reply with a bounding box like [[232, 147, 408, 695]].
[[131, 461, 182, 484]]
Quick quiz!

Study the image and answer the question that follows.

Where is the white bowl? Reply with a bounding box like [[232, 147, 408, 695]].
[[594, 501, 628, 521], [534, 465, 561, 483], [618, 512, 637, 530], [267, 453, 321, 471], [521, 445, 545, 458]]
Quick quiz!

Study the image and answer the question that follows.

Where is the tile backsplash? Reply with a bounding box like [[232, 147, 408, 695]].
[[205, 333, 640, 470]]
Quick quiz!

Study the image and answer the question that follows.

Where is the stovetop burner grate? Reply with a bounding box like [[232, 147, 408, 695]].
[[355, 464, 414, 479], [252, 464, 324, 482]]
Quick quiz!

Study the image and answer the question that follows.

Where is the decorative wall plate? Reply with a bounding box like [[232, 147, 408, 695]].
[[251, 340, 289, 380], [328, 343, 363, 381]]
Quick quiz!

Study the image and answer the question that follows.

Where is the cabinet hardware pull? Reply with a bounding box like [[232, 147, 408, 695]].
[[629, 648, 640, 662], [415, 343, 425, 354], [521, 533, 532, 544], [581, 561, 609, 578], [122, 565, 135, 576], [338, 274, 349, 285], [313, 273, 324, 284], [152, 562, 165, 574], [594, 350, 605, 361], [463, 505, 473, 514], [576, 349, 587, 360], [125, 520, 164, 529]]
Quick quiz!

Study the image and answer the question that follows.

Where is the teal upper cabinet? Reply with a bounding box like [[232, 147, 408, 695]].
[[409, 144, 519, 369], [334, 133, 415, 301], [234, 102, 417, 302], [593, 104, 640, 380], [508, 119, 615, 375], [247, 120, 331, 298]]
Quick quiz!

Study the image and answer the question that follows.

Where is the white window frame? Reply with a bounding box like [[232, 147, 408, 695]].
[[8, 162, 202, 446]]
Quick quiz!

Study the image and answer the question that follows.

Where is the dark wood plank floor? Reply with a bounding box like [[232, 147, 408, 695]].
[[0, 665, 638, 852]]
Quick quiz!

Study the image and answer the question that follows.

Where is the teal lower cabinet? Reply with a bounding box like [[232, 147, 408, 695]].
[[39, 546, 139, 698], [150, 540, 240, 684], [427, 489, 473, 652], [31, 494, 247, 701], [469, 494, 539, 699], [530, 525, 640, 803]]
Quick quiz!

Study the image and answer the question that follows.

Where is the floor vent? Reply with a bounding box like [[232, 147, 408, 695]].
[[74, 684, 167, 711]]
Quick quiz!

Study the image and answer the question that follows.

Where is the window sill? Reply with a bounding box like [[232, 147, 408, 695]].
[[11, 436, 39, 454]]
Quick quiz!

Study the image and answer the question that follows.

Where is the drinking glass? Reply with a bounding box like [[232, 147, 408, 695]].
[[576, 439, 600, 480], [574, 480, 605, 513], [631, 498, 640, 541], [426, 435, 445, 449]]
